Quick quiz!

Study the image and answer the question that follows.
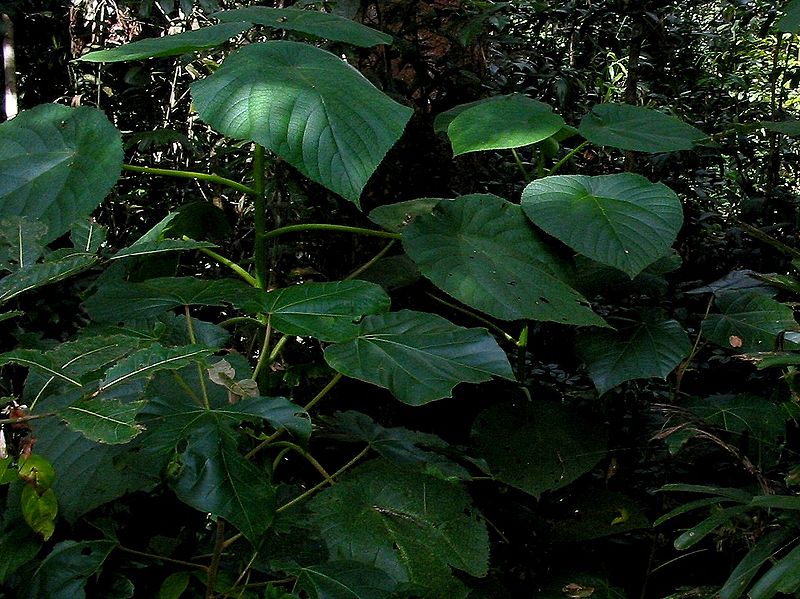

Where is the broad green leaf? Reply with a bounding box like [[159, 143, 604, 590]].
[[701, 291, 798, 353], [111, 239, 216, 260], [402, 194, 605, 325], [328, 411, 471, 480], [60, 398, 147, 444], [159, 572, 191, 599], [673, 505, 752, 550], [746, 542, 800, 598], [778, 0, 800, 32], [97, 343, 214, 394], [84, 277, 266, 322], [0, 217, 46, 270], [214, 7, 392, 47], [78, 22, 251, 62], [0, 253, 98, 304], [22, 540, 115, 599], [720, 529, 792, 599], [521, 174, 683, 277], [575, 318, 691, 394], [294, 562, 399, 599], [445, 94, 564, 156], [0, 520, 42, 583], [308, 460, 489, 590], [0, 350, 83, 388], [368, 198, 445, 232], [324, 310, 514, 406], [471, 402, 607, 498], [579, 104, 707, 153], [20, 485, 57, 540], [191, 41, 412, 205], [262, 280, 391, 342], [0, 104, 123, 242]]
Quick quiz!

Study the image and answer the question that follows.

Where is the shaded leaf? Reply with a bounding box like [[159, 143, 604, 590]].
[[0, 217, 47, 270], [444, 94, 564, 156], [192, 41, 412, 205], [778, 0, 800, 32], [111, 239, 216, 260], [0, 350, 83, 388], [308, 460, 488, 591], [674, 505, 751, 550], [22, 540, 115, 599], [471, 402, 607, 498], [522, 173, 683, 277], [0, 104, 123, 242], [576, 318, 691, 394], [402, 194, 605, 325], [69, 220, 106, 253], [701, 291, 797, 353], [551, 489, 649, 542], [720, 529, 793, 599], [159, 571, 191, 599], [324, 310, 514, 406], [368, 198, 445, 232], [215, 7, 391, 47], [749, 543, 800, 597], [685, 269, 774, 296], [78, 22, 251, 62], [0, 253, 98, 305], [579, 103, 707, 153], [0, 520, 42, 583], [294, 562, 399, 599], [60, 398, 147, 444]]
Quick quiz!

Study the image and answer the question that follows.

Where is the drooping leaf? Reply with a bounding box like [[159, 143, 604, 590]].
[[444, 94, 565, 156], [575, 318, 691, 394], [324, 310, 514, 406], [22, 540, 115, 599], [521, 173, 683, 278], [402, 194, 605, 325], [673, 505, 752, 550], [214, 7, 392, 47], [0, 350, 83, 388], [294, 562, 399, 599], [207, 359, 259, 399], [471, 401, 607, 498], [84, 276, 266, 322], [0, 104, 123, 242], [261, 280, 391, 342], [368, 198, 445, 232], [78, 22, 251, 62], [111, 239, 217, 260], [60, 398, 147, 444], [327, 411, 471, 480], [579, 103, 707, 153], [701, 291, 798, 353], [20, 485, 57, 540], [96, 343, 215, 395], [686, 269, 774, 296], [191, 41, 412, 205], [778, 0, 800, 32], [308, 460, 489, 593], [0, 253, 98, 305], [720, 529, 793, 599]]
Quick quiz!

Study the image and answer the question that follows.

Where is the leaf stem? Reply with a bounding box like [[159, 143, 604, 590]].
[[185, 306, 210, 409], [516, 323, 529, 381], [252, 319, 272, 381], [511, 148, 532, 182], [191, 242, 257, 287], [345, 240, 396, 281], [276, 445, 370, 514], [218, 316, 264, 328], [263, 224, 401, 241], [205, 518, 226, 599], [122, 164, 256, 196], [425, 292, 516, 344], [252, 145, 269, 289], [272, 441, 335, 484], [116, 544, 208, 571], [547, 141, 589, 176]]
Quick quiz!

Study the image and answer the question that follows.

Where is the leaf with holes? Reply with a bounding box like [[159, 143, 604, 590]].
[[324, 310, 514, 406], [60, 398, 147, 444], [575, 318, 691, 394], [77, 22, 251, 62], [215, 7, 391, 47], [701, 291, 798, 353], [192, 41, 412, 205], [402, 194, 605, 325], [579, 104, 707, 153], [522, 174, 683, 278], [0, 105, 122, 242]]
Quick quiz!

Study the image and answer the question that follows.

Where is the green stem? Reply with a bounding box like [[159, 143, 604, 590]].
[[263, 223, 400, 241], [272, 441, 335, 484], [252, 145, 268, 290], [345, 240, 396, 281], [511, 148, 532, 182], [192, 242, 257, 287], [267, 334, 289, 364], [116, 544, 208, 571], [425, 293, 516, 344], [276, 445, 370, 514], [185, 306, 210, 409], [218, 316, 264, 328], [516, 322, 529, 382], [547, 141, 589, 176], [205, 519, 226, 599], [271, 447, 292, 473], [252, 319, 272, 381], [122, 164, 256, 196]]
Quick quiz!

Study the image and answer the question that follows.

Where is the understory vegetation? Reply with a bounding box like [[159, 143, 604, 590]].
[[2, 0, 800, 597]]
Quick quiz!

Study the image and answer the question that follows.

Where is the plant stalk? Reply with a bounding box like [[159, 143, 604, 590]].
[[263, 223, 401, 241], [122, 164, 256, 196], [252, 145, 269, 289]]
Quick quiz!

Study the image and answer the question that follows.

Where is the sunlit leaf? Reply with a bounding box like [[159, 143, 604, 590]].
[[192, 42, 411, 205], [60, 398, 147, 444], [20, 486, 57, 540], [324, 310, 514, 405]]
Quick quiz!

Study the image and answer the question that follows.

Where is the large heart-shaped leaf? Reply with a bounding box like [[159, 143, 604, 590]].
[[308, 460, 488, 592], [575, 318, 691, 394], [0, 104, 122, 242], [701, 291, 798, 353], [471, 402, 608, 498], [522, 174, 683, 278], [192, 41, 412, 205], [402, 194, 605, 325], [443, 94, 565, 156], [579, 104, 706, 153], [324, 310, 514, 406], [215, 7, 392, 47], [77, 22, 251, 62], [261, 280, 391, 342]]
